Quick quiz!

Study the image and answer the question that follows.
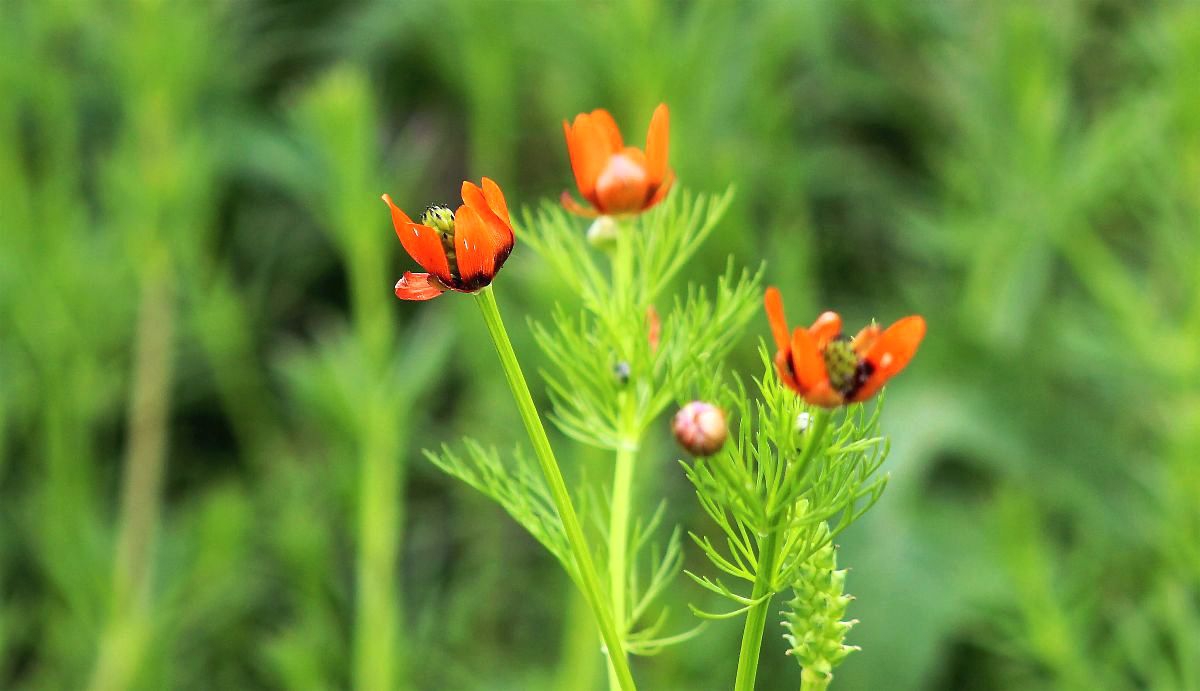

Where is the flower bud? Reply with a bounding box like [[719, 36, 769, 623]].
[[586, 216, 619, 249], [673, 401, 728, 457]]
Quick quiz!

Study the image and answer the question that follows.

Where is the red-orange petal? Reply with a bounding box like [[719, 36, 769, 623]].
[[850, 315, 926, 402], [395, 272, 448, 301], [850, 323, 882, 357], [453, 203, 513, 289], [590, 108, 624, 153], [790, 327, 832, 400], [774, 349, 799, 392], [808, 311, 843, 348], [560, 190, 600, 217], [646, 305, 661, 352], [643, 168, 675, 210], [568, 113, 611, 204], [461, 180, 514, 261], [563, 119, 599, 204], [764, 287, 791, 353], [383, 194, 453, 285], [481, 176, 510, 225], [645, 103, 669, 188], [804, 380, 844, 408]]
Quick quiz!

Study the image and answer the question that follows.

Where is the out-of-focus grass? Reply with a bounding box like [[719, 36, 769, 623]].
[[1, 0, 1197, 689]]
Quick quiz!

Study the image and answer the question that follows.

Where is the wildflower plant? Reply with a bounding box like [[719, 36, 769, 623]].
[[524, 189, 762, 664], [426, 186, 760, 687], [390, 103, 920, 691]]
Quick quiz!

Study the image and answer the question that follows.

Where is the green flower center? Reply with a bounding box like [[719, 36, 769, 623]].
[[421, 205, 458, 277], [822, 337, 859, 394], [821, 336, 876, 398]]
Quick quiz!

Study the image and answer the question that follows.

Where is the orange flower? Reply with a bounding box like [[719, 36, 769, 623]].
[[764, 287, 926, 407], [561, 103, 674, 217], [384, 178, 514, 301]]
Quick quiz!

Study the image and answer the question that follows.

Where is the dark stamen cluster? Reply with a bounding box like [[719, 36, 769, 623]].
[[823, 335, 873, 399]]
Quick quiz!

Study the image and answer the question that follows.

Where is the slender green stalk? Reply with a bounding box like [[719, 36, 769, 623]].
[[354, 419, 402, 691], [349, 259, 404, 691], [554, 589, 603, 691], [88, 275, 174, 691], [800, 668, 831, 691], [606, 417, 637, 691], [733, 528, 781, 691], [475, 285, 637, 691], [735, 409, 831, 691]]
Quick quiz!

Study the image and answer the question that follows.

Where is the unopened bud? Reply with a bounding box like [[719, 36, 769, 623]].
[[587, 216, 618, 249], [673, 401, 728, 457]]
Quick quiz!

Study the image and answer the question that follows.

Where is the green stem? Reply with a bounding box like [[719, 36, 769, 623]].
[[554, 589, 603, 691], [775, 410, 832, 517], [88, 275, 174, 691], [800, 668, 831, 691], [354, 418, 402, 691], [348, 234, 404, 691], [733, 528, 782, 691], [475, 286, 637, 691], [736, 409, 831, 691], [606, 396, 637, 691]]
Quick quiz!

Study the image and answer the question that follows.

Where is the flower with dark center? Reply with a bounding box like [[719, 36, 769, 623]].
[[764, 287, 925, 407], [384, 178, 514, 300]]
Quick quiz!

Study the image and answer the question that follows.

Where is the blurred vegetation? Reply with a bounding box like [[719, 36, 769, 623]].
[[1, 0, 1198, 689]]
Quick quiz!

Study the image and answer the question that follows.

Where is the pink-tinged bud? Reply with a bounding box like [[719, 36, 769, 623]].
[[673, 401, 728, 457]]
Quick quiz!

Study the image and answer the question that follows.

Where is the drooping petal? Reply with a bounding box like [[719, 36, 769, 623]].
[[453, 204, 512, 290], [849, 315, 926, 402], [589, 108, 624, 153], [383, 194, 452, 284], [764, 287, 791, 353], [808, 311, 843, 347], [645, 103, 669, 188], [394, 272, 448, 301], [560, 190, 599, 217]]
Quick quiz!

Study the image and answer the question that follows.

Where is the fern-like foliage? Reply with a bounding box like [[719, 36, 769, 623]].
[[683, 355, 889, 620], [516, 188, 755, 657], [523, 188, 760, 451], [426, 441, 576, 583]]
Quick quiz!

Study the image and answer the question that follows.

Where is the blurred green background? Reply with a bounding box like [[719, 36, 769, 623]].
[[2, 0, 1199, 689]]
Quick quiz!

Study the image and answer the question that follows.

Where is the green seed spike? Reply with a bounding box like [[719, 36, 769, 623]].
[[782, 524, 860, 688]]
